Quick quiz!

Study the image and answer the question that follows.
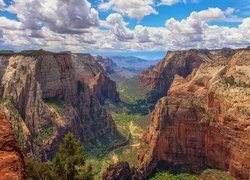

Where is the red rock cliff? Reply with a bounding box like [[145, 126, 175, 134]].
[[138, 49, 250, 179], [0, 111, 26, 179], [139, 48, 236, 94], [0, 54, 118, 159]]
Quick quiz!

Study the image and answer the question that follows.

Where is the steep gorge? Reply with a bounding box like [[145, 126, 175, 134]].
[[139, 48, 237, 94], [0, 53, 119, 159], [137, 48, 250, 179]]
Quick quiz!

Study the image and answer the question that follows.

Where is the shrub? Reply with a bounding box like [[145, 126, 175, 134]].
[[40, 127, 54, 141], [224, 76, 237, 87], [44, 97, 64, 116]]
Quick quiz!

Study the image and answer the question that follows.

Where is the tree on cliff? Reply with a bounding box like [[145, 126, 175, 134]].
[[52, 132, 93, 180]]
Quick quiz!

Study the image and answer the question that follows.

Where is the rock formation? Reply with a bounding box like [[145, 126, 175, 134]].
[[95, 56, 116, 75], [89, 72, 120, 104], [102, 162, 143, 180], [139, 48, 237, 94], [0, 110, 26, 179], [138, 48, 250, 179], [0, 53, 119, 158]]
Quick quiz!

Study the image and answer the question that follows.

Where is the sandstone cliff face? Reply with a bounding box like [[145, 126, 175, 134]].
[[71, 54, 120, 104], [0, 111, 26, 179], [139, 49, 236, 94], [95, 56, 116, 75], [138, 49, 250, 179], [0, 54, 118, 158], [102, 162, 143, 180], [89, 72, 120, 104]]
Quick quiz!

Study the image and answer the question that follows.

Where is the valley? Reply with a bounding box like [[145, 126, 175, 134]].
[[0, 48, 249, 180], [0, 1, 250, 179], [84, 76, 153, 179]]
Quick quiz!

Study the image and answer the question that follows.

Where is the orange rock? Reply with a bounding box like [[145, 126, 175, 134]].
[[138, 48, 250, 179], [0, 112, 26, 180]]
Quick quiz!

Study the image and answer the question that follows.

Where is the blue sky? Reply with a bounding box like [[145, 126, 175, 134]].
[[0, 0, 249, 59]]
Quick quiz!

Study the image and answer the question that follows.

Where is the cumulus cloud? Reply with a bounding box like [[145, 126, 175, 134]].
[[159, 0, 182, 6], [163, 8, 250, 49], [225, 7, 235, 15], [0, 0, 5, 9], [103, 13, 134, 41], [99, 0, 158, 20], [159, 0, 200, 6], [0, 17, 23, 30], [165, 8, 225, 35], [0, 6, 249, 52], [7, 0, 100, 34]]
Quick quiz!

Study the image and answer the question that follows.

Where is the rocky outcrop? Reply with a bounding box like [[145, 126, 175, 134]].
[[0, 111, 26, 179], [95, 56, 116, 74], [71, 54, 120, 104], [102, 162, 143, 180], [89, 72, 120, 104], [0, 53, 118, 158], [138, 49, 250, 179], [139, 49, 237, 94]]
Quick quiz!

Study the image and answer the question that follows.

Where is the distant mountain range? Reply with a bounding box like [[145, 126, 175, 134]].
[[95, 55, 160, 84], [108, 56, 159, 73]]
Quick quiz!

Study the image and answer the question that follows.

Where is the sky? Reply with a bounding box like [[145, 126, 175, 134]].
[[0, 0, 249, 59]]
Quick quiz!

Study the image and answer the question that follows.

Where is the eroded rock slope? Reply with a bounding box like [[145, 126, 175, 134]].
[[0, 53, 119, 158], [0, 110, 26, 179], [138, 49, 250, 179], [139, 48, 237, 94]]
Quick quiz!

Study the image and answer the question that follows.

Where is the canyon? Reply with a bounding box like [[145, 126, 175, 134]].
[[139, 48, 237, 94], [0, 48, 249, 180], [0, 52, 119, 159], [137, 48, 250, 179]]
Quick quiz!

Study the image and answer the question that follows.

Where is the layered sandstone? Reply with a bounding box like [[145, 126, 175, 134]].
[[95, 56, 116, 75], [102, 162, 143, 180], [139, 49, 237, 94], [0, 53, 118, 158], [138, 49, 250, 179], [0, 111, 26, 179]]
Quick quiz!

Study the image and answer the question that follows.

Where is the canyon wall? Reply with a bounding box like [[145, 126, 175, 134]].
[[0, 110, 26, 179], [0, 53, 119, 158], [138, 49, 250, 179], [139, 48, 237, 94]]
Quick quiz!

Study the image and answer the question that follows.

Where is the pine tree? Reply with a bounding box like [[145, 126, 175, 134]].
[[52, 132, 92, 180]]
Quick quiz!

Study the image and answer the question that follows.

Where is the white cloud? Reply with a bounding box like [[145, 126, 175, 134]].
[[165, 8, 225, 36], [99, 0, 158, 20], [0, 7, 249, 52], [0, 0, 5, 9], [159, 0, 182, 6], [159, 0, 200, 6], [103, 13, 134, 41], [225, 7, 235, 15], [7, 0, 100, 34], [0, 17, 23, 30]]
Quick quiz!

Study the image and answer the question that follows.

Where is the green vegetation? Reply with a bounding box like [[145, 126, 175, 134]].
[[84, 76, 155, 179], [5, 96, 25, 148], [84, 132, 127, 158], [40, 127, 54, 141], [0, 49, 69, 57], [17, 49, 56, 56], [150, 168, 234, 180], [25, 158, 54, 180], [0, 50, 15, 56], [224, 76, 237, 87], [150, 171, 198, 180], [201, 169, 234, 180], [45, 97, 64, 116], [26, 132, 93, 180]]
